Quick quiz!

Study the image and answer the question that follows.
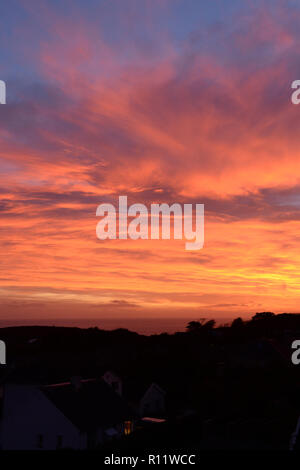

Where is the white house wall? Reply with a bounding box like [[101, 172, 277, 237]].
[[140, 384, 165, 417], [0, 384, 87, 450]]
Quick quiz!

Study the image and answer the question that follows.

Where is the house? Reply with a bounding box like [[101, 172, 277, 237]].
[[126, 381, 166, 418], [102, 371, 166, 418], [0, 377, 134, 450]]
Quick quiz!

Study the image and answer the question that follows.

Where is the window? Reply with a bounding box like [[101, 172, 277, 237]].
[[56, 435, 63, 449], [124, 420, 133, 436], [37, 434, 43, 449]]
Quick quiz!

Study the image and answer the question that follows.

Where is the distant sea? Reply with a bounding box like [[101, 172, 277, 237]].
[[0, 317, 234, 335]]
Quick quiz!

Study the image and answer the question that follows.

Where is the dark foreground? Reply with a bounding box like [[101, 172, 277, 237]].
[[1, 312, 300, 451]]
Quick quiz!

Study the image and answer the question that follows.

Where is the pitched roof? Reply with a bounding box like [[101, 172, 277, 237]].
[[41, 378, 133, 431], [122, 379, 165, 403]]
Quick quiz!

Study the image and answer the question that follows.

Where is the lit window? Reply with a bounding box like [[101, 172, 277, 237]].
[[124, 420, 133, 435]]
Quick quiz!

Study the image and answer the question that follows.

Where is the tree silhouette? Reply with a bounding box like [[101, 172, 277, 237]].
[[186, 319, 215, 333], [201, 319, 216, 330], [186, 321, 202, 332], [251, 312, 275, 321], [231, 317, 245, 328]]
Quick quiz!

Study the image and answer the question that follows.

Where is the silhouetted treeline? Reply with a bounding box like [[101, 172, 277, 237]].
[[1, 312, 300, 383]]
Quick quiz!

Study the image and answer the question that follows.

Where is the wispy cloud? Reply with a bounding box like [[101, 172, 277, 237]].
[[1, 0, 300, 321]]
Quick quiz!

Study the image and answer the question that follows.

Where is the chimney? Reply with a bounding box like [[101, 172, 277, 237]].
[[70, 376, 82, 391]]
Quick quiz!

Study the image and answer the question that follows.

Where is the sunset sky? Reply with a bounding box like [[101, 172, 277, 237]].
[[1, 0, 300, 327]]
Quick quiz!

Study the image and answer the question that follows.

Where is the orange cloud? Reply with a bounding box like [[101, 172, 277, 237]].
[[1, 1, 300, 328]]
